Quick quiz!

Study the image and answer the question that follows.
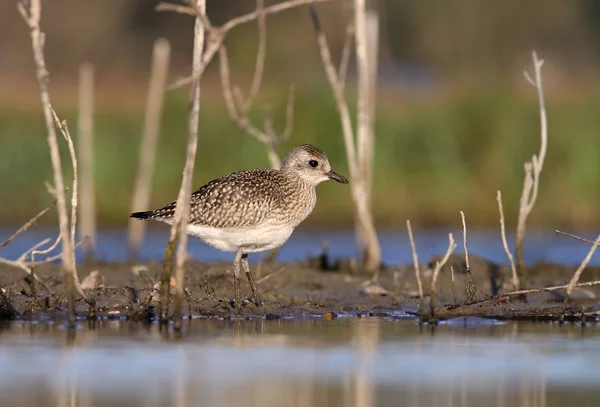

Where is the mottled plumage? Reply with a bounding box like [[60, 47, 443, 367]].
[[130, 144, 348, 306]]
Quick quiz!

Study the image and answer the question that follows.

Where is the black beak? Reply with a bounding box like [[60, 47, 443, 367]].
[[327, 170, 349, 184]]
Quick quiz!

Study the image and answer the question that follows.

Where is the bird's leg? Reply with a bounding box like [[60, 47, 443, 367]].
[[241, 253, 264, 306], [233, 250, 243, 309]]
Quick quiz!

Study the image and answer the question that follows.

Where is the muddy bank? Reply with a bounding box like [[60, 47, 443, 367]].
[[0, 253, 599, 322]]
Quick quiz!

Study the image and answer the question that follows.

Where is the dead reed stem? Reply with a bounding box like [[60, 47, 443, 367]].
[[497, 191, 519, 290], [406, 220, 423, 304], [430, 233, 457, 322], [18, 0, 78, 324], [159, 0, 333, 91], [129, 38, 171, 258], [515, 51, 548, 289], [0, 200, 55, 252], [51, 110, 95, 307], [78, 62, 95, 258], [165, 0, 205, 329], [445, 280, 600, 310], [564, 234, 600, 300], [310, 4, 381, 273], [460, 211, 476, 302], [555, 230, 600, 246]]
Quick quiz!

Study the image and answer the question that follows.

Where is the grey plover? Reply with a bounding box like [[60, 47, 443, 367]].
[[130, 144, 348, 306]]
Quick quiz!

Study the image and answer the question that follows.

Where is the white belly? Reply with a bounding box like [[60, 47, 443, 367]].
[[185, 223, 294, 253]]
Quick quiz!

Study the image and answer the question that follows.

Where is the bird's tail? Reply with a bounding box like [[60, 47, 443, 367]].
[[130, 210, 155, 220]]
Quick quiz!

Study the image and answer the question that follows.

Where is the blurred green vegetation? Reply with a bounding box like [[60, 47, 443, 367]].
[[2, 83, 600, 229]]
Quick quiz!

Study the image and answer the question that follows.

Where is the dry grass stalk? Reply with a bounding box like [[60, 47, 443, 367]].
[[51, 109, 95, 306], [555, 230, 600, 246], [78, 62, 95, 258], [406, 220, 423, 303], [0, 200, 55, 252], [128, 38, 171, 257], [310, 3, 381, 273], [450, 265, 456, 305], [158, 0, 333, 91], [564, 233, 600, 301], [430, 233, 457, 322], [218, 46, 295, 169], [445, 280, 600, 310], [497, 190, 519, 290], [216, 0, 295, 170], [515, 51, 548, 289], [160, 0, 205, 328], [460, 211, 476, 301], [18, 0, 79, 323]]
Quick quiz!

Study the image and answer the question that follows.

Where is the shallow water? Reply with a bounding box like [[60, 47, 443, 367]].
[[1, 227, 599, 266], [0, 317, 599, 407]]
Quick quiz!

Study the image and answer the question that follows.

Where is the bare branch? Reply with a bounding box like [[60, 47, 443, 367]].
[[19, 0, 80, 322], [430, 233, 457, 321], [406, 220, 423, 302], [166, 0, 333, 91], [166, 0, 205, 328], [155, 3, 197, 16], [0, 199, 56, 252], [244, 0, 266, 110], [460, 211, 470, 271], [515, 51, 548, 289], [338, 22, 355, 91], [555, 230, 600, 246], [497, 191, 519, 290], [565, 234, 600, 300]]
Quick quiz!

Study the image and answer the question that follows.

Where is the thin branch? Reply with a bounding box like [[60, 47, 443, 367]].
[[515, 51, 548, 288], [51, 109, 94, 306], [19, 0, 78, 323], [460, 211, 470, 271], [555, 230, 600, 246], [170, 0, 205, 329], [165, 0, 333, 91], [0, 199, 56, 252], [338, 21, 355, 91], [155, 2, 196, 16], [565, 234, 600, 300], [430, 233, 457, 321], [244, 0, 266, 110], [497, 191, 518, 290], [445, 280, 600, 310], [406, 220, 423, 302]]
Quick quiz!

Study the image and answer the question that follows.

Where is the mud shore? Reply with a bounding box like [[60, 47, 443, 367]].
[[0, 253, 599, 322]]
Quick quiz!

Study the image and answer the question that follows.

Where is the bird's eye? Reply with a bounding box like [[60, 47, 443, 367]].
[[309, 160, 319, 168]]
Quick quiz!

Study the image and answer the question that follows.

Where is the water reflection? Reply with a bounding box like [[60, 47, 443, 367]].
[[0, 318, 598, 407]]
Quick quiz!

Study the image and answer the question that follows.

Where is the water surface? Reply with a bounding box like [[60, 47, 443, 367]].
[[0, 317, 598, 407]]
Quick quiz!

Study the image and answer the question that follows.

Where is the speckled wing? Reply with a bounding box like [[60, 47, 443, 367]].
[[144, 169, 283, 228]]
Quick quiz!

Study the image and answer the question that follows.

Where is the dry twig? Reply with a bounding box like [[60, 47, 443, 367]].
[[555, 230, 600, 246], [445, 280, 600, 310], [515, 51, 548, 288], [19, 0, 80, 323], [406, 220, 423, 303], [0, 200, 55, 252], [430, 234, 457, 322], [310, 3, 381, 272], [497, 191, 519, 290], [51, 109, 95, 306], [565, 234, 600, 300], [159, 0, 333, 91], [162, 0, 205, 329]]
